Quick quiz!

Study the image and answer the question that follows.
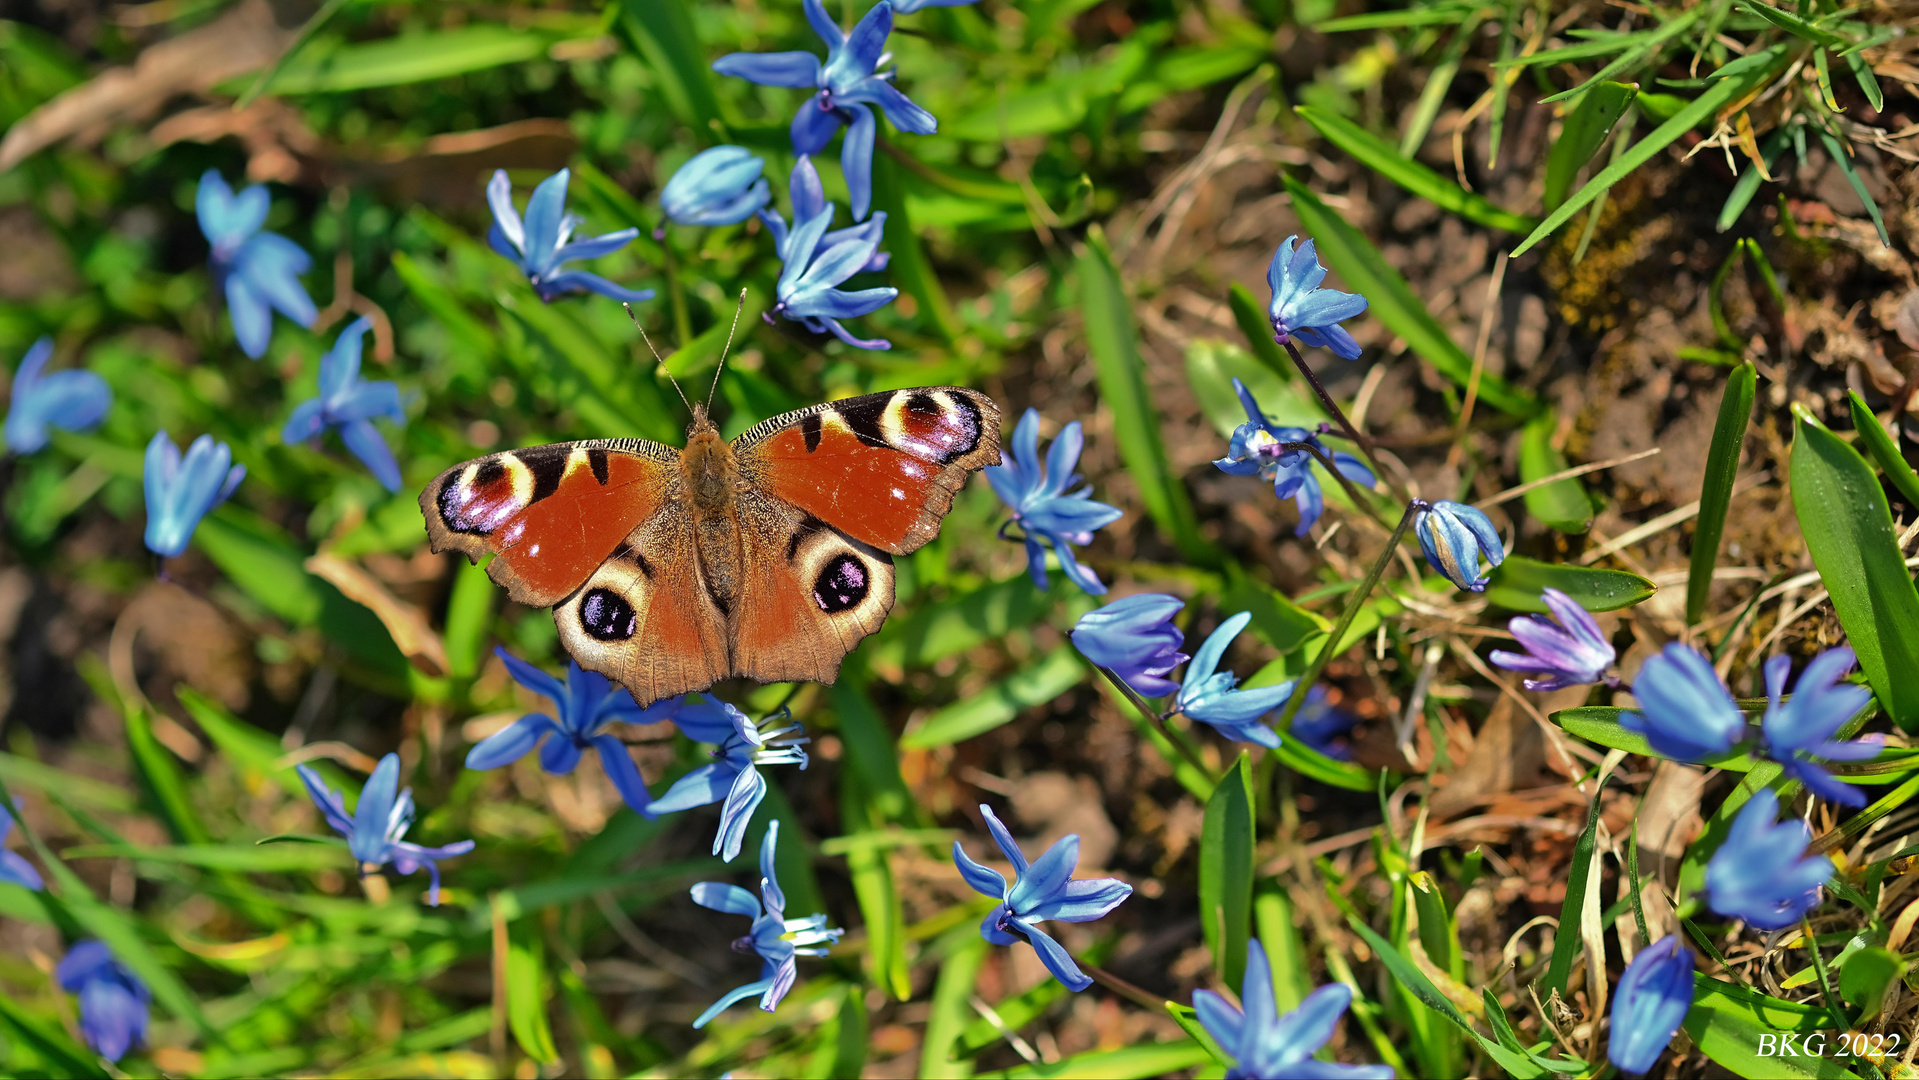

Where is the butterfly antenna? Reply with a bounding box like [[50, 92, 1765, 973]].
[[624, 302, 694, 417], [706, 288, 748, 411]]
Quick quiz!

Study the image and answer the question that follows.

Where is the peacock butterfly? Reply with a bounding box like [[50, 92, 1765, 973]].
[[419, 387, 1002, 705]]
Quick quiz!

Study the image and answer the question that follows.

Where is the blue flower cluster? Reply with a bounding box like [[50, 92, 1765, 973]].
[[1213, 378, 1376, 536], [690, 820, 843, 1027], [953, 804, 1131, 991]]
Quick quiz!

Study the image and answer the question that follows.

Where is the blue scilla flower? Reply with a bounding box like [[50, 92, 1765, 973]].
[[197, 170, 317, 359], [1175, 611, 1294, 748], [953, 804, 1131, 992], [297, 753, 474, 906], [646, 702, 809, 862], [713, 0, 937, 221], [1290, 686, 1358, 760], [890, 0, 978, 10], [0, 803, 42, 891], [765, 160, 896, 350], [661, 146, 772, 227], [1267, 235, 1367, 360], [56, 941, 150, 1063], [143, 431, 243, 559], [690, 820, 844, 1028], [487, 169, 654, 303], [1490, 587, 1616, 691], [1706, 788, 1833, 930], [1213, 378, 1375, 535], [1758, 648, 1880, 808], [985, 409, 1123, 595], [5, 337, 109, 455], [1413, 500, 1504, 592], [281, 317, 405, 492], [1071, 593, 1188, 698], [1619, 643, 1746, 762], [466, 647, 680, 814], [1194, 939, 1392, 1080], [1607, 935, 1693, 1076]]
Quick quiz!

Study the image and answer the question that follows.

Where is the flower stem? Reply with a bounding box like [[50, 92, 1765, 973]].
[[1281, 339, 1406, 501], [1086, 660, 1216, 795], [1274, 499, 1425, 732], [1280, 440, 1390, 531], [1079, 960, 1166, 1011]]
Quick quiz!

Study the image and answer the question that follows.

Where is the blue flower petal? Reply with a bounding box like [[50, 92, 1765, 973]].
[[712, 50, 823, 87]]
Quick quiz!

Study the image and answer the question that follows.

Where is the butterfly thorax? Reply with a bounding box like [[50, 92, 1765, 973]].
[[681, 407, 746, 611]]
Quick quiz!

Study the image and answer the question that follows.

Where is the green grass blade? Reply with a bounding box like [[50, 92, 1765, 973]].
[[1079, 226, 1214, 562], [975, 1042, 1212, 1080], [1539, 5, 1705, 105], [1541, 791, 1602, 998], [1848, 390, 1919, 510], [0, 991, 108, 1079], [1733, 0, 1849, 48], [1790, 404, 1919, 730], [1845, 49, 1884, 111], [1227, 282, 1294, 382], [1399, 19, 1477, 157], [1483, 556, 1654, 611], [1688, 362, 1757, 624], [1200, 752, 1256, 988], [1513, 65, 1772, 256], [872, 149, 963, 345], [1253, 887, 1314, 1012], [921, 932, 988, 1079], [1815, 126, 1890, 247], [246, 26, 569, 95], [1296, 106, 1538, 233], [505, 921, 561, 1064], [1684, 975, 1861, 1079], [901, 647, 1086, 749], [1543, 81, 1637, 212], [442, 557, 496, 683], [1518, 414, 1594, 533], [233, 0, 351, 108], [1283, 175, 1536, 415], [616, 0, 723, 128], [1716, 129, 1790, 233]]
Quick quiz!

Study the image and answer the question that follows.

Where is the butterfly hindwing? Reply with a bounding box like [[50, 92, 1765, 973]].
[[728, 490, 897, 687], [732, 387, 1002, 555], [419, 439, 677, 608]]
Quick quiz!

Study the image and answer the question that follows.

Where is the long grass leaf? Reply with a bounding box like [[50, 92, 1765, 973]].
[[1297, 106, 1538, 233], [1848, 390, 1919, 510], [1543, 82, 1637, 212], [1688, 363, 1757, 624]]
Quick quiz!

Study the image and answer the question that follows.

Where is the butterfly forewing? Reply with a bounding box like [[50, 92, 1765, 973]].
[[419, 439, 678, 608]]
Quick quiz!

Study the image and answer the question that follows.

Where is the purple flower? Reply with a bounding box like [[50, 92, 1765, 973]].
[[645, 702, 808, 862], [1071, 593, 1187, 698], [953, 804, 1131, 991], [197, 170, 317, 358], [5, 337, 110, 455], [143, 431, 244, 559], [1289, 686, 1357, 760], [1266, 236, 1368, 360], [0, 802, 42, 891], [1619, 644, 1746, 762], [1489, 587, 1616, 691], [713, 0, 937, 220], [1413, 501, 1504, 592], [1758, 648, 1880, 808], [1607, 935, 1693, 1076], [56, 941, 150, 1063], [1194, 940, 1392, 1079], [1705, 788, 1833, 931], [281, 317, 405, 491], [466, 647, 684, 814], [298, 753, 474, 906], [984, 409, 1123, 595], [1176, 612, 1293, 748], [689, 820, 843, 1028], [487, 169, 653, 303], [763, 157, 896, 349], [1212, 378, 1374, 535], [661, 146, 771, 227]]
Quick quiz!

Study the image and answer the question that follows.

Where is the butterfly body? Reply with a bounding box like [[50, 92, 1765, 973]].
[[421, 387, 1001, 704]]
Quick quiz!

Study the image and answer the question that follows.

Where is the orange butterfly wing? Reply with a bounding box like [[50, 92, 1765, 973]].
[[419, 439, 677, 608], [732, 387, 1002, 555]]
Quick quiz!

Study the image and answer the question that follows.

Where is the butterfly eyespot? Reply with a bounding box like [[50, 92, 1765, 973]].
[[579, 588, 638, 641], [813, 554, 869, 614]]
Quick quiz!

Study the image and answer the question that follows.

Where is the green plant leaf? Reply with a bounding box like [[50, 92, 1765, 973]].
[[1689, 363, 1757, 624], [1080, 226, 1214, 562], [1163, 1002, 1232, 1067], [1282, 175, 1535, 416], [1227, 282, 1294, 382], [1554, 706, 1757, 769], [1684, 975, 1860, 1079], [1184, 339, 1322, 439], [1514, 63, 1776, 256], [1542, 791, 1601, 999], [1717, 129, 1791, 233], [1483, 556, 1655, 612], [921, 930, 989, 1079], [1543, 81, 1638, 211], [1815, 126, 1890, 247], [1838, 946, 1904, 1022], [505, 922, 560, 1064], [1790, 405, 1919, 730], [1847, 390, 1919, 510], [0, 991, 108, 1079], [901, 647, 1086, 749], [250, 26, 571, 94], [616, 0, 721, 128], [1408, 872, 1461, 980], [974, 1042, 1212, 1080], [1518, 414, 1593, 532], [1295, 105, 1537, 233], [1199, 752, 1256, 989]]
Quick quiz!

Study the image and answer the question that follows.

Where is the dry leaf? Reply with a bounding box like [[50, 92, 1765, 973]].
[[304, 553, 450, 677]]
